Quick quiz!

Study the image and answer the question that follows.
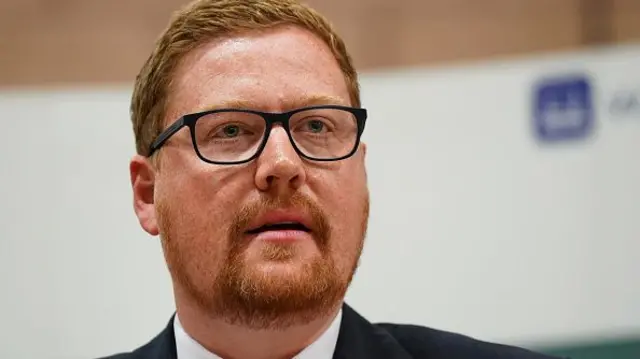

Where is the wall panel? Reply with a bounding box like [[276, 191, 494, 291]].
[[0, 0, 638, 86]]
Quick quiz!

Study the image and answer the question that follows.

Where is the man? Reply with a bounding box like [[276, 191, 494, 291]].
[[101, 0, 562, 358]]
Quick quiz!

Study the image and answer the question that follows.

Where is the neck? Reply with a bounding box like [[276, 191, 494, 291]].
[[175, 300, 342, 359]]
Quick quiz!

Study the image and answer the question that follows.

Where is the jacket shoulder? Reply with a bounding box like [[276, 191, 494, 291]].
[[375, 322, 563, 359], [94, 337, 162, 359], [94, 316, 177, 359], [95, 354, 134, 359], [93, 332, 164, 359]]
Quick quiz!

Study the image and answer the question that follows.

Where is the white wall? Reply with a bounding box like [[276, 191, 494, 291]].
[[1, 44, 639, 359]]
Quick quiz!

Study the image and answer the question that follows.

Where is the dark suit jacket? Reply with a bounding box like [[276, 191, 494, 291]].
[[98, 304, 562, 359]]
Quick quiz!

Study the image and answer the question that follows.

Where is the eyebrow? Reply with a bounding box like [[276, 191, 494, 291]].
[[197, 95, 349, 113]]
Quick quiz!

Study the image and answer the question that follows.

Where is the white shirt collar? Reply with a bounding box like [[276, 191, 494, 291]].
[[174, 309, 342, 359]]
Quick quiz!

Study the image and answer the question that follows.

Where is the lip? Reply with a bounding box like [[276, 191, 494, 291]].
[[247, 229, 314, 243], [246, 210, 313, 233]]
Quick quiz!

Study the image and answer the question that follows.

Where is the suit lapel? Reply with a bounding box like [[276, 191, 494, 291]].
[[333, 304, 413, 359], [137, 315, 178, 359]]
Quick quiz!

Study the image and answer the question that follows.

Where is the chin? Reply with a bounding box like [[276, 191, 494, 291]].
[[249, 254, 316, 275], [246, 240, 319, 262], [244, 249, 327, 279]]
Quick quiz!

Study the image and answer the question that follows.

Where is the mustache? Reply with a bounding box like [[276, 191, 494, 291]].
[[229, 193, 331, 247]]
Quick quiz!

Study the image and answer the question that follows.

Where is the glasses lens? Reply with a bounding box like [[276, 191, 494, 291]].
[[289, 108, 358, 159], [194, 111, 266, 163]]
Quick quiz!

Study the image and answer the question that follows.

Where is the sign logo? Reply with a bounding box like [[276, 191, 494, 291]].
[[532, 74, 594, 142]]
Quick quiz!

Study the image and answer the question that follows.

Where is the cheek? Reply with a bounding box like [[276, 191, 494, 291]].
[[156, 180, 225, 269], [319, 164, 368, 258], [162, 154, 253, 225], [155, 160, 254, 269]]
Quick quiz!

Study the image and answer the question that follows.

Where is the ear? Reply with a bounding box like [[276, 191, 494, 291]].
[[130, 155, 159, 236], [359, 141, 367, 161]]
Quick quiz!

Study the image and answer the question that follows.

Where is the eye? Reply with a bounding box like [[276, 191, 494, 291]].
[[218, 124, 241, 138], [304, 119, 328, 133]]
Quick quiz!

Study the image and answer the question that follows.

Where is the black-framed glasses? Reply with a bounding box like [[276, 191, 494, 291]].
[[148, 105, 367, 165]]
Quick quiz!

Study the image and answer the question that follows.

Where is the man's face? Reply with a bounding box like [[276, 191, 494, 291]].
[[132, 25, 369, 329]]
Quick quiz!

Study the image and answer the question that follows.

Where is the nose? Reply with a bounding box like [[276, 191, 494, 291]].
[[254, 125, 306, 194]]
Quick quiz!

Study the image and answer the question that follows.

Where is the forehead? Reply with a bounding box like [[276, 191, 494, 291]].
[[166, 25, 351, 123]]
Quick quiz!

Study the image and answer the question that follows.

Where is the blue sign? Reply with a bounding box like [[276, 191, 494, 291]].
[[532, 74, 594, 142]]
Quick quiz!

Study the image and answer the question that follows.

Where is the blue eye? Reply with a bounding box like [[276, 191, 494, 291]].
[[221, 125, 240, 137], [306, 119, 326, 133]]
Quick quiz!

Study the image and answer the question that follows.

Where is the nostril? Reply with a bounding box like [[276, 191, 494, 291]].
[[260, 173, 303, 192], [265, 173, 299, 184], [290, 174, 303, 188]]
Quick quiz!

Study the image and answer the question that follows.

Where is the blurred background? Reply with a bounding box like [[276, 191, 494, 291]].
[[1, 0, 639, 358]]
